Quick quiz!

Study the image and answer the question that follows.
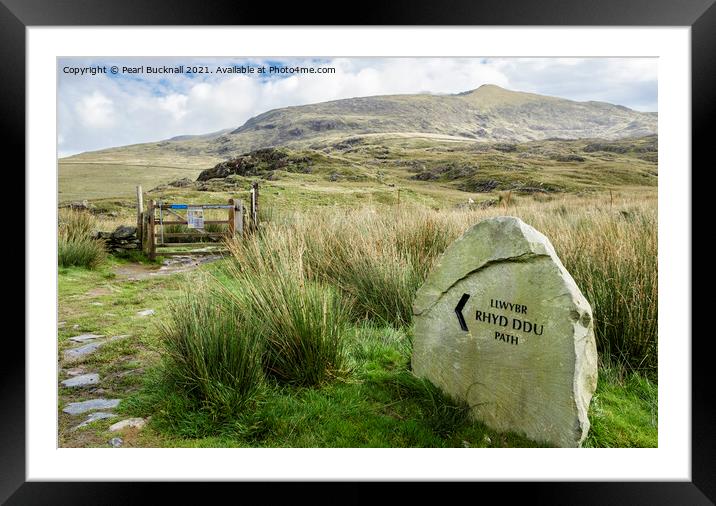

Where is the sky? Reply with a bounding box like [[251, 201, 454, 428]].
[[57, 57, 657, 157]]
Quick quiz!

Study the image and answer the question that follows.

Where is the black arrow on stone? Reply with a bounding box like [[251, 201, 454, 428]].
[[455, 293, 470, 331]]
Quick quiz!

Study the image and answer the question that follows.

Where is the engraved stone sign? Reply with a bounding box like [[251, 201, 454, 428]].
[[412, 216, 598, 447]]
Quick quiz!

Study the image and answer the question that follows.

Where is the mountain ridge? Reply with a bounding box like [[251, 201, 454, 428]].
[[62, 85, 657, 162]]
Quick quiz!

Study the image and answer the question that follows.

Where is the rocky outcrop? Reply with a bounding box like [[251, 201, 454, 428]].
[[196, 148, 313, 181]]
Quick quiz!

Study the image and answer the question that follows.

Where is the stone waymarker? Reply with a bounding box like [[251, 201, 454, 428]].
[[412, 216, 597, 447]]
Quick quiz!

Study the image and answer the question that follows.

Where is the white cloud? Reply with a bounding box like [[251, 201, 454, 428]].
[[157, 93, 189, 121], [75, 91, 115, 129], [58, 57, 657, 155]]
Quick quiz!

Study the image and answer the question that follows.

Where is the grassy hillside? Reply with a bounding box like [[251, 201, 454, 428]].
[[59, 134, 657, 207]]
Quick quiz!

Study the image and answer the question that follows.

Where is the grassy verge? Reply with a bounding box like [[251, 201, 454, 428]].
[[59, 261, 657, 447], [58, 261, 656, 447]]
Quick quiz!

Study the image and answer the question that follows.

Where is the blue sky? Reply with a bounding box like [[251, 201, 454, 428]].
[[58, 57, 657, 157]]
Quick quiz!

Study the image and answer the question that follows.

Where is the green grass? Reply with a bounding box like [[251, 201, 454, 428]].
[[124, 323, 544, 447], [123, 192, 657, 447], [583, 365, 658, 448], [58, 158, 219, 203], [59, 135, 656, 210]]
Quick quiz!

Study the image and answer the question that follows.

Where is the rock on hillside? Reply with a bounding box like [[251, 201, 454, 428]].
[[196, 148, 314, 181]]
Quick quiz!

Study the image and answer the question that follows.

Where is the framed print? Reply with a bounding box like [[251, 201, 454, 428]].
[[6, 0, 712, 502]]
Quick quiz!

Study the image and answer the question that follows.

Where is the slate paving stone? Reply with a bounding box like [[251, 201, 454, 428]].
[[64, 342, 103, 361], [61, 373, 100, 388], [109, 418, 146, 432], [68, 333, 103, 343], [74, 411, 116, 429], [62, 398, 121, 415]]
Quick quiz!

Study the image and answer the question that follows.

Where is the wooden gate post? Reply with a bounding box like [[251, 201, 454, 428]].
[[142, 212, 150, 255], [147, 200, 156, 261], [251, 181, 259, 232], [236, 200, 244, 237], [228, 198, 236, 237], [136, 185, 144, 245]]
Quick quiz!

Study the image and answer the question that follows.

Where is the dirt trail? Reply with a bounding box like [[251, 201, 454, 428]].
[[113, 254, 223, 280]]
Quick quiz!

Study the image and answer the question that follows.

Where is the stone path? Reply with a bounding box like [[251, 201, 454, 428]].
[[59, 254, 222, 447], [60, 333, 128, 436]]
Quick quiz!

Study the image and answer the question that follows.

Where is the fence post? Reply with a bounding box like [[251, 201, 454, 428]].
[[228, 198, 236, 237], [142, 212, 150, 255], [251, 181, 259, 232], [235, 199, 244, 237], [136, 185, 143, 246], [147, 200, 156, 261]]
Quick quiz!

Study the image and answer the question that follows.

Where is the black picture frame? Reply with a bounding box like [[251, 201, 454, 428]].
[[6, 0, 710, 503]]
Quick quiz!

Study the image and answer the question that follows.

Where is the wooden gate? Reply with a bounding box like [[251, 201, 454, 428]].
[[137, 182, 260, 260]]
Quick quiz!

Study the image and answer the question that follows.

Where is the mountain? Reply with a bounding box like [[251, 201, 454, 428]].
[[231, 84, 656, 145], [62, 85, 657, 163]]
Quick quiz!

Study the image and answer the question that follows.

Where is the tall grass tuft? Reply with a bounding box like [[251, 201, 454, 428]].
[[58, 208, 107, 269], [160, 282, 264, 417], [553, 208, 658, 374], [226, 205, 455, 327], [219, 238, 350, 386], [238, 275, 348, 385]]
